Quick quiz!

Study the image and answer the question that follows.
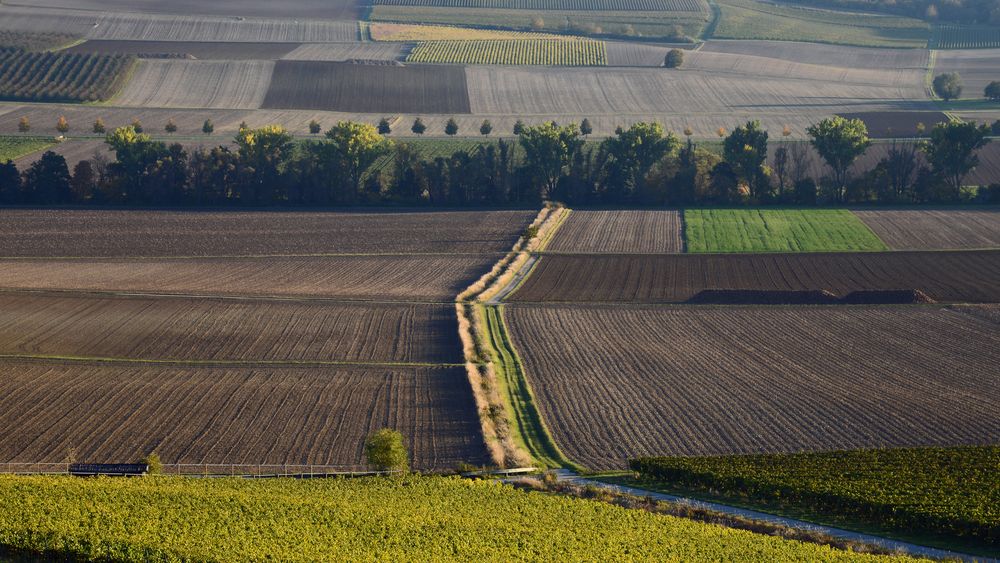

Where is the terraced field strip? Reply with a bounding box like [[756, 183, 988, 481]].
[[684, 209, 889, 253], [505, 304, 1000, 470], [543, 210, 684, 253], [508, 250, 1000, 303], [852, 209, 1000, 250], [0, 360, 486, 470], [407, 40, 607, 66]]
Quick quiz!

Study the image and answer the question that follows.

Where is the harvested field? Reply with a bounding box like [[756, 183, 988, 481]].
[[508, 251, 1000, 303], [0, 256, 496, 302], [699, 40, 930, 70], [684, 209, 888, 253], [684, 51, 924, 88], [368, 23, 570, 41], [0, 360, 485, 470], [933, 49, 1000, 97], [853, 209, 1000, 250], [0, 209, 531, 256], [113, 60, 274, 109], [372, 0, 706, 10], [465, 66, 924, 116], [86, 13, 359, 43], [263, 61, 471, 114], [0, 7, 99, 37], [65, 40, 301, 61], [3, 0, 363, 20], [0, 293, 461, 364], [544, 210, 683, 253], [505, 304, 1000, 469], [605, 42, 672, 67], [283, 43, 407, 62], [837, 111, 949, 138]]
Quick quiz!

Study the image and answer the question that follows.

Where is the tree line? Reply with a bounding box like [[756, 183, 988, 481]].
[[1, 117, 996, 207]]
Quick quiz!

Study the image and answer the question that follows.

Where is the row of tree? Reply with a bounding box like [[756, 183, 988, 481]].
[[1, 117, 996, 208]]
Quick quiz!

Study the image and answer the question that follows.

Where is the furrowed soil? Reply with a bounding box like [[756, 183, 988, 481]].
[[3, 0, 364, 20], [0, 360, 485, 470], [0, 209, 533, 256], [509, 251, 1000, 303], [263, 61, 471, 114], [114, 60, 274, 109], [64, 40, 302, 61], [0, 292, 462, 364], [544, 210, 684, 253], [505, 304, 1000, 470], [853, 209, 1000, 250]]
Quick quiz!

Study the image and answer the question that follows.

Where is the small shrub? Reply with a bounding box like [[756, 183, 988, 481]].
[[164, 119, 177, 134], [309, 120, 321, 134], [411, 117, 426, 135], [202, 119, 214, 134], [378, 117, 392, 135], [17, 117, 29, 133], [365, 428, 409, 473], [445, 118, 459, 136], [56, 116, 69, 134], [142, 452, 163, 475], [92, 118, 106, 134], [664, 48, 684, 69]]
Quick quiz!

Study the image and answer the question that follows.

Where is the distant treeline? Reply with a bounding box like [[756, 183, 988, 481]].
[[787, 0, 999, 24], [1, 118, 997, 207]]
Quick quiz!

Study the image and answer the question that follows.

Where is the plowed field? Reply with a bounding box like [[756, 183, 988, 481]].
[[853, 209, 1000, 250], [509, 251, 1000, 303], [544, 210, 683, 253], [114, 60, 274, 109], [0, 293, 460, 364], [0, 360, 485, 470], [506, 304, 1000, 469], [65, 40, 301, 61]]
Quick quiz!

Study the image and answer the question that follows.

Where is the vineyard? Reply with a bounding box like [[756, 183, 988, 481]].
[[684, 209, 888, 253], [407, 40, 608, 66], [933, 25, 1000, 49], [0, 50, 134, 103], [373, 0, 706, 11], [0, 136, 54, 162], [631, 446, 1000, 552], [0, 475, 899, 562], [368, 22, 570, 41]]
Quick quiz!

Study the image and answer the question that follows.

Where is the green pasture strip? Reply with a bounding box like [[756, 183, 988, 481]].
[[0, 353, 466, 369], [684, 209, 890, 253], [0, 475, 899, 562], [480, 305, 582, 471], [0, 136, 56, 162], [630, 446, 1000, 556], [713, 0, 929, 47]]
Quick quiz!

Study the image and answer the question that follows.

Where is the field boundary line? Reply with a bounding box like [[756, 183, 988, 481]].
[[0, 354, 468, 370], [486, 305, 583, 472], [0, 251, 505, 261]]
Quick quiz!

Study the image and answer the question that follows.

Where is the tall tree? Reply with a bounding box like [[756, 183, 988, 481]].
[[518, 121, 584, 200], [70, 160, 97, 203], [105, 125, 168, 202], [985, 80, 1000, 102], [22, 151, 71, 204], [922, 121, 991, 199], [602, 122, 679, 201], [325, 121, 393, 202], [807, 116, 871, 202], [0, 160, 21, 204], [723, 119, 769, 199], [378, 118, 392, 135], [234, 125, 295, 204], [933, 72, 963, 101]]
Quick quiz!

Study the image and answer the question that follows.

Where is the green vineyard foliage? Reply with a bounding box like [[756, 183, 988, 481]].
[[407, 39, 607, 66], [0, 49, 135, 103], [631, 446, 1000, 550], [0, 474, 903, 561]]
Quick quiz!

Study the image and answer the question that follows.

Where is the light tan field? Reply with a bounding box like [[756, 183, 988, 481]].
[[114, 61, 274, 109], [700, 40, 930, 70], [283, 43, 407, 62], [933, 49, 1000, 98]]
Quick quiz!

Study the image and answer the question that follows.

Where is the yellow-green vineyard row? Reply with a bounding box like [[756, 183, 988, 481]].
[[407, 39, 608, 66]]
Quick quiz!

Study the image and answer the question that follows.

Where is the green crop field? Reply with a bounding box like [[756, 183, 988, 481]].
[[630, 446, 1000, 554], [684, 209, 889, 253], [407, 39, 607, 65], [0, 136, 56, 162], [713, 0, 929, 47], [932, 25, 1000, 49], [0, 475, 902, 562], [370, 6, 709, 39]]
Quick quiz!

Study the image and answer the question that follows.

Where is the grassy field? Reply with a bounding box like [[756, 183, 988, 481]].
[[713, 0, 929, 47], [630, 446, 1000, 554], [0, 136, 56, 162], [407, 39, 607, 65], [0, 474, 909, 561], [684, 209, 889, 253]]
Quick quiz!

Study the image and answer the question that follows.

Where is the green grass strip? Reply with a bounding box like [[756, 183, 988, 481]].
[[482, 305, 583, 471], [684, 208, 889, 253], [0, 136, 57, 162]]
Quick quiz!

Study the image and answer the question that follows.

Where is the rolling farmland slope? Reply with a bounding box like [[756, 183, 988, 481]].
[[113, 60, 274, 109], [506, 304, 1000, 469]]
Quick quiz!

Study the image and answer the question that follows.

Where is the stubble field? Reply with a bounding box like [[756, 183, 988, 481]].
[[65, 40, 302, 61], [506, 304, 1000, 469], [114, 60, 275, 109]]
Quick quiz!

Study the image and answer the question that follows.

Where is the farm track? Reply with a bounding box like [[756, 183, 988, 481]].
[[505, 304, 1000, 470], [510, 250, 1000, 303]]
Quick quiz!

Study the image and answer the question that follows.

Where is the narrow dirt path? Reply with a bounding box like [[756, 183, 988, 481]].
[[553, 470, 994, 563], [485, 255, 538, 305]]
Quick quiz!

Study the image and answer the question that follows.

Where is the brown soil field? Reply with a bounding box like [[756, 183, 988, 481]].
[[283, 43, 408, 62], [506, 304, 1000, 469], [605, 42, 671, 67], [64, 40, 301, 60], [0, 360, 485, 470], [0, 209, 532, 256], [86, 12, 359, 42], [263, 61, 471, 114], [933, 49, 1000, 98], [838, 111, 950, 138], [509, 251, 1000, 303], [5, 0, 363, 20], [113, 60, 274, 109], [699, 40, 930, 71], [853, 209, 1000, 250], [544, 210, 684, 253], [0, 292, 460, 364], [0, 256, 495, 302]]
